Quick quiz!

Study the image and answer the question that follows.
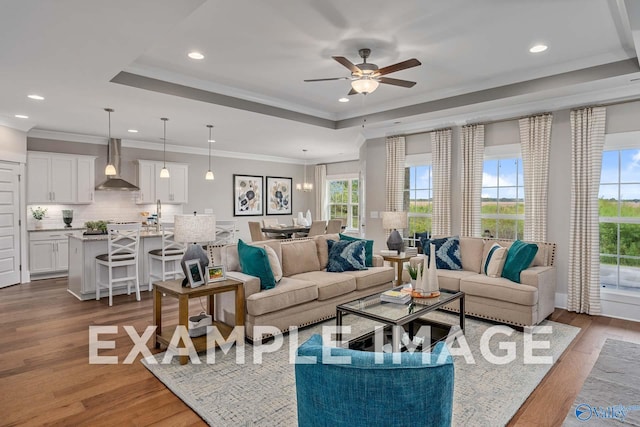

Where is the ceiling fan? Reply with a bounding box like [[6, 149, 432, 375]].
[[304, 48, 421, 95]]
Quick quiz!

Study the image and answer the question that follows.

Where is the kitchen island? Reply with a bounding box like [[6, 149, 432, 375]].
[[67, 231, 170, 301]]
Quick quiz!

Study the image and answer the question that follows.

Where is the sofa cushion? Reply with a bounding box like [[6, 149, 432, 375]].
[[460, 275, 538, 306], [245, 277, 318, 316], [436, 270, 477, 292], [264, 245, 283, 283], [426, 236, 462, 270], [339, 234, 374, 267], [289, 271, 356, 301], [482, 243, 508, 278], [459, 237, 485, 273], [342, 267, 395, 291], [281, 239, 321, 276], [326, 240, 367, 272], [502, 240, 538, 283], [314, 234, 340, 270], [237, 239, 276, 290]]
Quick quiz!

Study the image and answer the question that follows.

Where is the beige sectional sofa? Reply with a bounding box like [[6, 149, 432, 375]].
[[408, 237, 557, 327], [209, 234, 395, 342]]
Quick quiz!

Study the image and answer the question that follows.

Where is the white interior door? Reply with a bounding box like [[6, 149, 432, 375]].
[[0, 162, 20, 287]]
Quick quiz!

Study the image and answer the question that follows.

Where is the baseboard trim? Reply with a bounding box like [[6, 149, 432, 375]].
[[555, 291, 640, 322]]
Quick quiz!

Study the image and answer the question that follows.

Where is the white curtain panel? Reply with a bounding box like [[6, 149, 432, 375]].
[[567, 106, 606, 315], [519, 114, 553, 242], [461, 124, 484, 237], [431, 129, 452, 236], [385, 136, 406, 238], [314, 164, 327, 220]]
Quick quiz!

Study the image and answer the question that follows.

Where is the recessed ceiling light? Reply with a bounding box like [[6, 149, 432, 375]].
[[208, 139, 216, 143], [127, 129, 138, 133], [338, 97, 349, 103], [529, 44, 548, 53], [188, 51, 204, 60], [15, 114, 29, 119], [27, 94, 44, 100]]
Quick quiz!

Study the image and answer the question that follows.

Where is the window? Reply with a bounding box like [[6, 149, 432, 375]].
[[599, 149, 640, 291], [404, 165, 432, 237], [327, 177, 359, 230], [481, 158, 524, 239]]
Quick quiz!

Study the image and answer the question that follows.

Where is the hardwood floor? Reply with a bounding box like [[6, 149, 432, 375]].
[[1, 278, 639, 426]]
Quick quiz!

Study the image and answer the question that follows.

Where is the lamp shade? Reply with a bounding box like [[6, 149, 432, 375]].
[[382, 211, 408, 230], [174, 214, 216, 243]]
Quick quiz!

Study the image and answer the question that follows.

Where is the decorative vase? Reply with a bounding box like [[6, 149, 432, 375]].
[[426, 243, 440, 293], [62, 210, 73, 228], [34, 220, 43, 229], [414, 257, 426, 294], [410, 278, 417, 288]]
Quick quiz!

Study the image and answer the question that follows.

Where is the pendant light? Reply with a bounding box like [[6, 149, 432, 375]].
[[159, 117, 170, 178], [296, 149, 313, 192], [205, 124, 215, 180], [104, 108, 116, 176]]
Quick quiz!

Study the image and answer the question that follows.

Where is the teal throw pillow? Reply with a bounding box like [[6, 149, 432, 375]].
[[501, 240, 538, 283], [326, 240, 367, 273], [339, 233, 373, 267], [237, 239, 276, 290], [425, 236, 462, 270]]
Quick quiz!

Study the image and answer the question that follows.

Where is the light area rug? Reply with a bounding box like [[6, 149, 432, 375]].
[[564, 339, 640, 426], [142, 313, 579, 426]]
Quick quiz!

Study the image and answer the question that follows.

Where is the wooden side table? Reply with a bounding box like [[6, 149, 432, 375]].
[[380, 253, 412, 286], [152, 278, 244, 365]]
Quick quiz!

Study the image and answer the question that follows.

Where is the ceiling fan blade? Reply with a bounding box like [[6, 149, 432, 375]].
[[379, 77, 417, 88], [348, 88, 358, 95], [304, 77, 350, 82], [332, 56, 362, 74], [375, 58, 421, 76]]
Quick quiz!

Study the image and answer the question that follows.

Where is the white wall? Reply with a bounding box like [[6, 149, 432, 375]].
[[0, 125, 27, 163]]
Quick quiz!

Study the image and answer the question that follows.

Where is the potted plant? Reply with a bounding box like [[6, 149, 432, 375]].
[[406, 263, 423, 287], [30, 206, 47, 229], [84, 220, 108, 234]]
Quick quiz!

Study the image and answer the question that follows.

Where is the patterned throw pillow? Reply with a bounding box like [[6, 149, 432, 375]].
[[426, 236, 462, 270], [326, 240, 367, 273], [482, 243, 508, 278], [339, 234, 374, 267]]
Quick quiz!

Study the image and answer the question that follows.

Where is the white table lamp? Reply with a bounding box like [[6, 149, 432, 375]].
[[174, 213, 216, 286]]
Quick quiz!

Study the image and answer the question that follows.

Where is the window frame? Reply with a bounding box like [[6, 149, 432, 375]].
[[404, 153, 432, 244], [325, 173, 360, 231]]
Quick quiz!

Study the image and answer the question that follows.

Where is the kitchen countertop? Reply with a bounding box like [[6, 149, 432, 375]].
[[28, 226, 85, 232], [68, 230, 164, 241]]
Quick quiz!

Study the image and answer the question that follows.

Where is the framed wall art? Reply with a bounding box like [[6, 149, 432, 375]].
[[233, 174, 263, 216], [266, 176, 292, 215]]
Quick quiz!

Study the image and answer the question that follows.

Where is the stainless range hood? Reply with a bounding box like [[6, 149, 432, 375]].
[[95, 139, 140, 191]]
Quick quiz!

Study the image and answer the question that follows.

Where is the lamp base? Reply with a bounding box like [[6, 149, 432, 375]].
[[180, 243, 210, 287], [386, 229, 404, 253]]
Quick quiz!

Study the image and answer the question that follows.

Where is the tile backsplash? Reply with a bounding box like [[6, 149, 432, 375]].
[[27, 191, 183, 229]]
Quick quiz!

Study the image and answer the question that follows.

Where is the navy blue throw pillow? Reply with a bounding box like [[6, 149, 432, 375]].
[[425, 236, 462, 270], [326, 240, 367, 273]]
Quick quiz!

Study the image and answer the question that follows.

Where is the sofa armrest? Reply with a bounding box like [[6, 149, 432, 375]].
[[226, 271, 261, 299], [372, 254, 383, 267], [520, 266, 557, 322]]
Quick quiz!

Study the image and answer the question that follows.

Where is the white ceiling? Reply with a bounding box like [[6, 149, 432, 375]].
[[2, 0, 640, 164]]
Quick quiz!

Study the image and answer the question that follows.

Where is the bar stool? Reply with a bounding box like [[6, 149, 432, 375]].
[[95, 223, 141, 306], [148, 222, 185, 291], [213, 220, 237, 245]]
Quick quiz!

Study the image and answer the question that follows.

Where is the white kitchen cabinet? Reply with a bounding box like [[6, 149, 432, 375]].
[[29, 230, 80, 277], [136, 160, 188, 204], [76, 156, 95, 203], [26, 152, 96, 204]]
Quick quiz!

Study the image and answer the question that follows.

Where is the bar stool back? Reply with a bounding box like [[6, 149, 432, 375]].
[[148, 222, 185, 291]]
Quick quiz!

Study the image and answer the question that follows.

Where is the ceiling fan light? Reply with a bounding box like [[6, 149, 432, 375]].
[[351, 78, 379, 94], [105, 164, 117, 176]]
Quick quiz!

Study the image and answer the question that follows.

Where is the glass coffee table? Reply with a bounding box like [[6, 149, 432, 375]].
[[336, 288, 465, 352]]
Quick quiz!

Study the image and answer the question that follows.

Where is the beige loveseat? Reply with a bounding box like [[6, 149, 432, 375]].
[[209, 234, 395, 342], [408, 237, 557, 327]]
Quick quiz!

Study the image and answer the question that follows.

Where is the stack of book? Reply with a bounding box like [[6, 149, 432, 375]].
[[380, 289, 412, 304], [380, 249, 398, 256], [404, 247, 418, 257]]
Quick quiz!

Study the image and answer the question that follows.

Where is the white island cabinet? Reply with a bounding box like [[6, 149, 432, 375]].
[[67, 232, 165, 300]]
